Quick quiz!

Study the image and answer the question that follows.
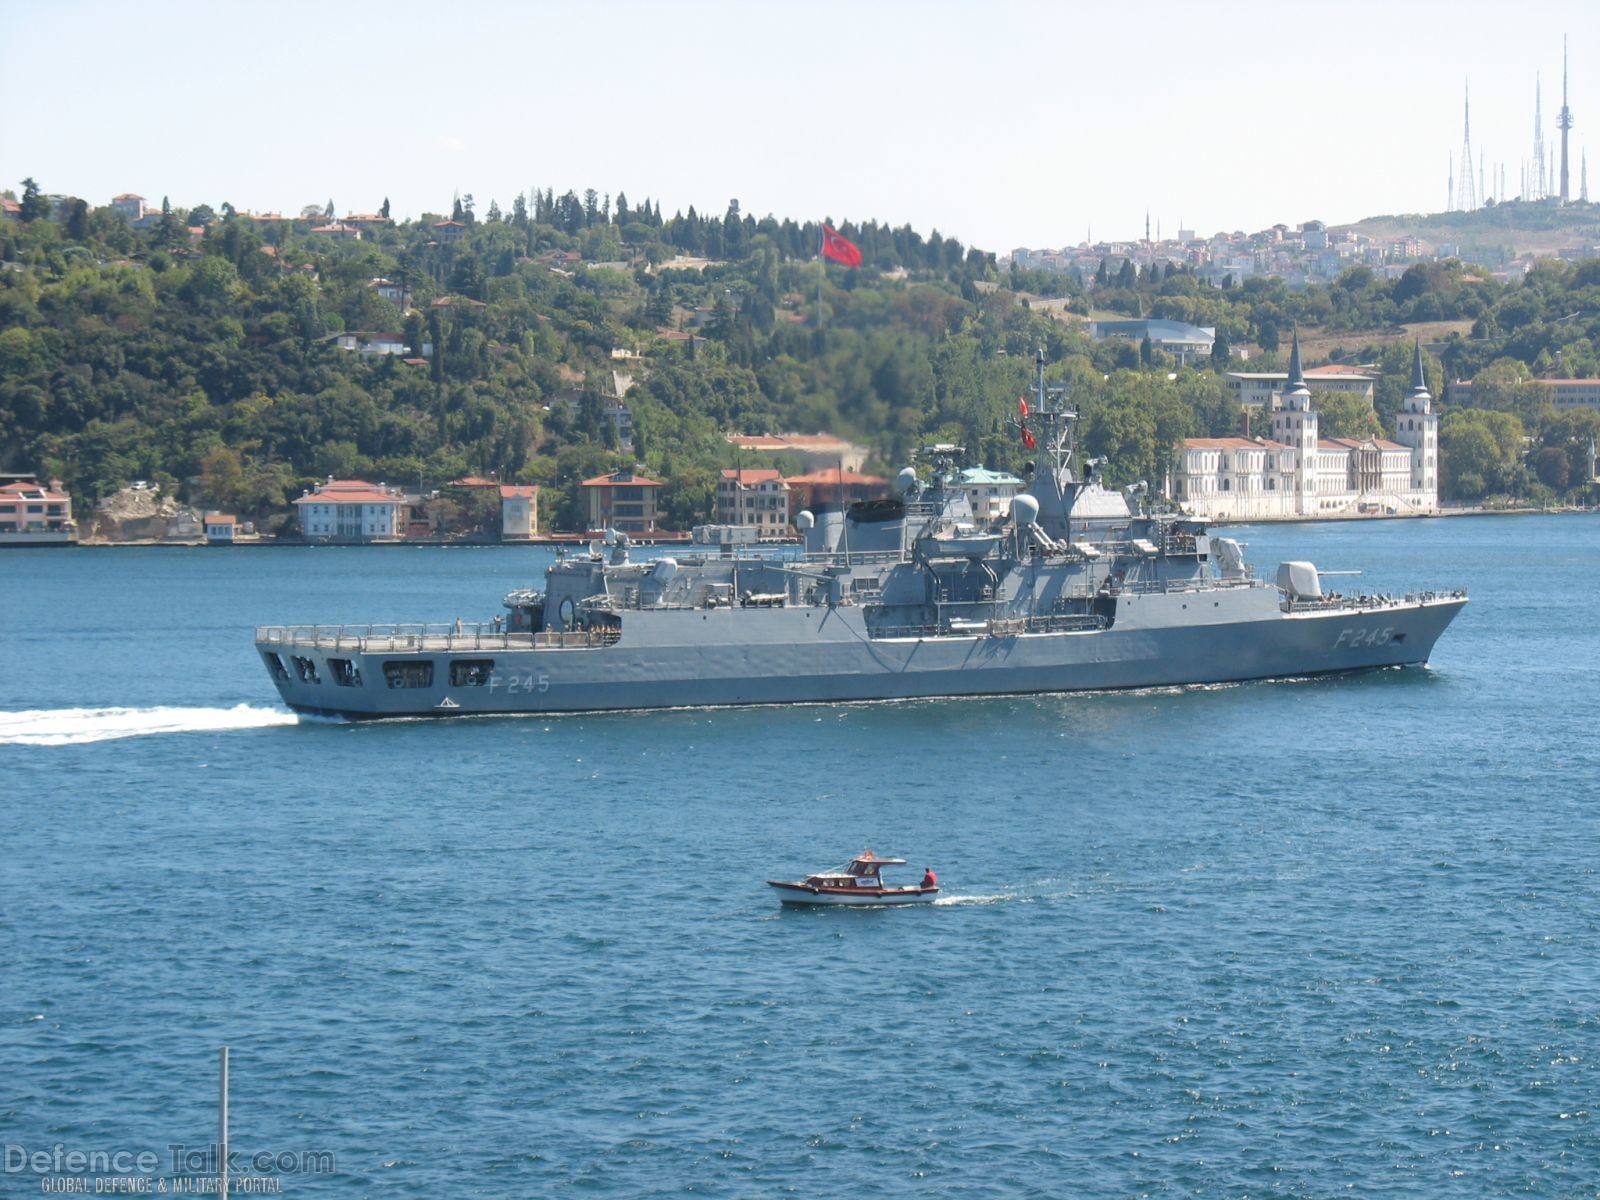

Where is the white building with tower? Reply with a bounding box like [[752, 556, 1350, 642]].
[[1171, 335, 1438, 519]]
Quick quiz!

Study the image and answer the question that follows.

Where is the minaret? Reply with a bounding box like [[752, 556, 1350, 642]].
[[1460, 83, 1478, 212], [1559, 36, 1574, 204], [1271, 329, 1319, 516], [1395, 341, 1439, 510]]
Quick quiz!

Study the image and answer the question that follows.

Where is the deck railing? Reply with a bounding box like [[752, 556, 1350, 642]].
[[1281, 588, 1468, 614], [256, 623, 544, 652]]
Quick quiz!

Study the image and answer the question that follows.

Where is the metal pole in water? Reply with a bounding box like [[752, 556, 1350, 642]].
[[219, 1046, 229, 1199]]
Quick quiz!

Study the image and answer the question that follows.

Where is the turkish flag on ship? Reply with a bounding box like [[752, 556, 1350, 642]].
[[1019, 396, 1036, 448], [821, 224, 862, 267]]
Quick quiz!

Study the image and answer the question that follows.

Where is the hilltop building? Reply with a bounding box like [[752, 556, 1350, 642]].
[[1224, 363, 1379, 410], [723, 433, 869, 473], [1171, 336, 1437, 518], [1089, 319, 1215, 365], [1445, 378, 1600, 411]]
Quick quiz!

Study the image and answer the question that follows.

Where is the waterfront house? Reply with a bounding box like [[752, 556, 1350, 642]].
[[293, 479, 405, 542], [715, 469, 791, 532], [954, 467, 1024, 521], [0, 476, 75, 544], [782, 468, 890, 511], [581, 470, 663, 535], [204, 513, 237, 544], [499, 485, 540, 540]]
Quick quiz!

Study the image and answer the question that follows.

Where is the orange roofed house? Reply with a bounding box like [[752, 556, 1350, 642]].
[[293, 479, 405, 542], [781, 468, 889, 511], [0, 476, 75, 544], [582, 470, 662, 535]]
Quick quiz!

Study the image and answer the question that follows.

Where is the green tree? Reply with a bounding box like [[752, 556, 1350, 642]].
[[1314, 393, 1383, 440], [18, 177, 47, 222]]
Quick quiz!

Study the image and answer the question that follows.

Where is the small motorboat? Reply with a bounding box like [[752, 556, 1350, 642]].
[[767, 850, 939, 907]]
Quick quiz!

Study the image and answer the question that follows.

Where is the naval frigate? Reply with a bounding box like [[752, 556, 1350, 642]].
[[255, 351, 1466, 718]]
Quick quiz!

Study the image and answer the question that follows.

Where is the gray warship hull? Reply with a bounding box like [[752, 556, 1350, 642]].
[[258, 589, 1465, 718], [256, 348, 1466, 720]]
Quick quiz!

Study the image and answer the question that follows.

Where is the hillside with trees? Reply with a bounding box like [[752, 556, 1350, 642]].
[[2, 178, 1600, 529]]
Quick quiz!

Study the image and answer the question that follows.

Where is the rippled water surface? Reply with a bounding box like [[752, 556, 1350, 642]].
[[3, 517, 1599, 1196]]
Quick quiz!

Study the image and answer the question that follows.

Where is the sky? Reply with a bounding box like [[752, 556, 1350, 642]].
[[1, 0, 1594, 252]]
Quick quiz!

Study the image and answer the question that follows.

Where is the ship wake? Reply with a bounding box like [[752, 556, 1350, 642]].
[[0, 704, 303, 747]]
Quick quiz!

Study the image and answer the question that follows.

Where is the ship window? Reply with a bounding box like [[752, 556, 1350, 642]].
[[328, 657, 363, 687], [449, 659, 494, 687], [383, 660, 434, 689], [291, 655, 321, 684], [262, 651, 290, 682]]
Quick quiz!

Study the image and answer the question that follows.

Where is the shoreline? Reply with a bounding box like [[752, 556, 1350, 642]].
[[8, 506, 1592, 549]]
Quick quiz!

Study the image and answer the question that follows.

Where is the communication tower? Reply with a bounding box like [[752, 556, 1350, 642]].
[[1558, 36, 1574, 204]]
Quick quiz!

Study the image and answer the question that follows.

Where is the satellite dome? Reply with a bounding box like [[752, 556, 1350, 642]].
[[895, 467, 918, 495], [1012, 494, 1040, 527], [796, 510, 815, 530]]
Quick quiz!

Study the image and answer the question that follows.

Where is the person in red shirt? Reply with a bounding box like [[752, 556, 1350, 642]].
[[920, 867, 938, 889]]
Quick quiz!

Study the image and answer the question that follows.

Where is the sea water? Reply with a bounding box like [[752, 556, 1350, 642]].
[[2, 517, 1598, 1196]]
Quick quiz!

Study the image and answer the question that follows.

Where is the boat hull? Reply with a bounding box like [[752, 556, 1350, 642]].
[[768, 881, 938, 906], [256, 595, 1467, 719]]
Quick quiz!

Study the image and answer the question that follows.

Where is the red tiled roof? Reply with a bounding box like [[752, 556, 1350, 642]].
[[1304, 364, 1378, 379], [204, 513, 237, 524], [294, 479, 403, 505], [720, 468, 784, 484], [772, 434, 853, 448], [783, 468, 885, 486], [499, 485, 540, 499], [0, 480, 70, 502], [447, 475, 499, 488], [1184, 437, 1288, 450], [581, 471, 662, 488]]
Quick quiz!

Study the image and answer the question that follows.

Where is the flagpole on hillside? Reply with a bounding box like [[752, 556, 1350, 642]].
[[817, 221, 825, 331]]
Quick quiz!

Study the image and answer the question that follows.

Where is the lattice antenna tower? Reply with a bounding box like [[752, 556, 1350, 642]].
[[1533, 75, 1547, 199], [1558, 35, 1574, 204], [1459, 83, 1478, 211]]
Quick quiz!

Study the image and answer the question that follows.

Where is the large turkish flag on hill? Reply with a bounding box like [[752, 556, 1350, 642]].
[[821, 224, 862, 267]]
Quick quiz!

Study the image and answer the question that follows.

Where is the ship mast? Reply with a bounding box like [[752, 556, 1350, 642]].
[[1018, 348, 1085, 539]]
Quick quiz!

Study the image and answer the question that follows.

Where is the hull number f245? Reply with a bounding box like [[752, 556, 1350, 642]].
[[1334, 627, 1394, 649], [489, 672, 551, 694]]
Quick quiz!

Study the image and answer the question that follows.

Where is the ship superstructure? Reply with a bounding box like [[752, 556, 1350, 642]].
[[256, 353, 1466, 718]]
